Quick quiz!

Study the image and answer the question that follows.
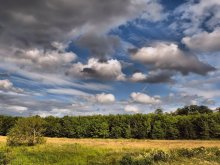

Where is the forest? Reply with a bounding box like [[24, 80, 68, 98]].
[[0, 105, 219, 140]]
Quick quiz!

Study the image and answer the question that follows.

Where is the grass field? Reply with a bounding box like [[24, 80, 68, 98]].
[[0, 136, 219, 164]]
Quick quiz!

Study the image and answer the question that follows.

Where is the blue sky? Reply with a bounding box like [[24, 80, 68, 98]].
[[0, 0, 219, 116]]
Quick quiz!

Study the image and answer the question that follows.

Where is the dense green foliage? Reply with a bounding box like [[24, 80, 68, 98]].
[[7, 116, 46, 146], [0, 105, 219, 139]]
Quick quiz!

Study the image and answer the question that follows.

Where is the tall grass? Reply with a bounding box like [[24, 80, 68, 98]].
[[0, 138, 219, 164]]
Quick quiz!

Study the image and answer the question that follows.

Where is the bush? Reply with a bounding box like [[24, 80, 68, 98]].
[[120, 155, 133, 165], [151, 150, 169, 162], [176, 148, 195, 158], [215, 149, 220, 156], [191, 147, 206, 155], [7, 116, 46, 146]]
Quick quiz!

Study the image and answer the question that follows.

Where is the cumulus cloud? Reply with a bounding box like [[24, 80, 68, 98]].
[[130, 70, 174, 83], [4, 48, 77, 71], [130, 92, 161, 104], [182, 28, 220, 52], [0, 79, 23, 93], [0, 79, 13, 90], [67, 58, 126, 81], [131, 43, 215, 75], [95, 93, 115, 104], [130, 72, 147, 82], [124, 105, 139, 113]]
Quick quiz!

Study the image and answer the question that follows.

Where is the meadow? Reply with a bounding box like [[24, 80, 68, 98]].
[[0, 136, 219, 165]]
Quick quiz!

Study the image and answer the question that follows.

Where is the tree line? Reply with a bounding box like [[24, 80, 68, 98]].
[[0, 105, 219, 139]]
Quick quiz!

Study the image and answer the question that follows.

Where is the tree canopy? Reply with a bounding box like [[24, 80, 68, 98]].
[[0, 105, 219, 140]]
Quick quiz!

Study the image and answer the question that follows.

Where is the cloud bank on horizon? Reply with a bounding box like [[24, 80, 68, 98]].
[[0, 0, 219, 116]]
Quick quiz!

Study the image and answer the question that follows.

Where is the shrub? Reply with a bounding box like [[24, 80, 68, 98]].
[[120, 155, 133, 165], [176, 148, 195, 158], [215, 149, 220, 156], [7, 116, 46, 146], [191, 147, 206, 155], [151, 150, 169, 162]]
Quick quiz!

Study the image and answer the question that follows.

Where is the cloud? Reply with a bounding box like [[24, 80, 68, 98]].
[[0, 79, 23, 93], [67, 58, 126, 81], [130, 70, 174, 83], [47, 88, 90, 97], [163, 93, 205, 106], [0, 79, 13, 90], [130, 92, 161, 104], [76, 34, 120, 57], [131, 43, 215, 75], [173, 0, 220, 34], [130, 72, 147, 82], [0, 0, 164, 50], [6, 105, 28, 113], [95, 93, 115, 104], [182, 28, 220, 52], [4, 48, 77, 71], [124, 105, 139, 113]]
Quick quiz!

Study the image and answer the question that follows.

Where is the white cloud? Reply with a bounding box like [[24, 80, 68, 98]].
[[0, 79, 23, 93], [7, 106, 28, 113], [47, 88, 90, 96], [14, 49, 77, 70], [68, 58, 126, 81], [182, 28, 220, 52], [130, 92, 161, 104], [174, 0, 220, 34], [0, 79, 13, 90], [131, 43, 215, 75], [95, 93, 115, 104], [130, 72, 147, 82], [124, 105, 139, 113]]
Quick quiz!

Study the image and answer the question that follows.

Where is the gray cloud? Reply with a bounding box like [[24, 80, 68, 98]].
[[0, 0, 157, 50], [182, 28, 220, 52], [76, 34, 120, 57], [131, 43, 215, 75], [0, 0, 165, 85], [130, 70, 174, 83]]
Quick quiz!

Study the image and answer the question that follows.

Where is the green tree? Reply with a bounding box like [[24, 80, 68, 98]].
[[178, 117, 196, 139], [44, 116, 61, 137], [7, 116, 46, 146], [151, 121, 165, 139], [154, 108, 163, 115]]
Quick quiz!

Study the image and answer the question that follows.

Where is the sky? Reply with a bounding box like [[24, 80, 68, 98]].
[[0, 0, 219, 116]]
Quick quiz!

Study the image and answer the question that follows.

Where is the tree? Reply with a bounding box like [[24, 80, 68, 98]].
[[7, 116, 46, 146], [154, 109, 163, 115], [44, 116, 61, 137], [175, 105, 213, 115], [151, 121, 165, 139]]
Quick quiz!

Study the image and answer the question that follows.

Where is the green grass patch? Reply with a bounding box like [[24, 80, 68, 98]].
[[0, 143, 219, 165]]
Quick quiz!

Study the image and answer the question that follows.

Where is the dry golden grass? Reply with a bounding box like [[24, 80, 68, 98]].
[[47, 138, 220, 150], [0, 136, 219, 150]]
